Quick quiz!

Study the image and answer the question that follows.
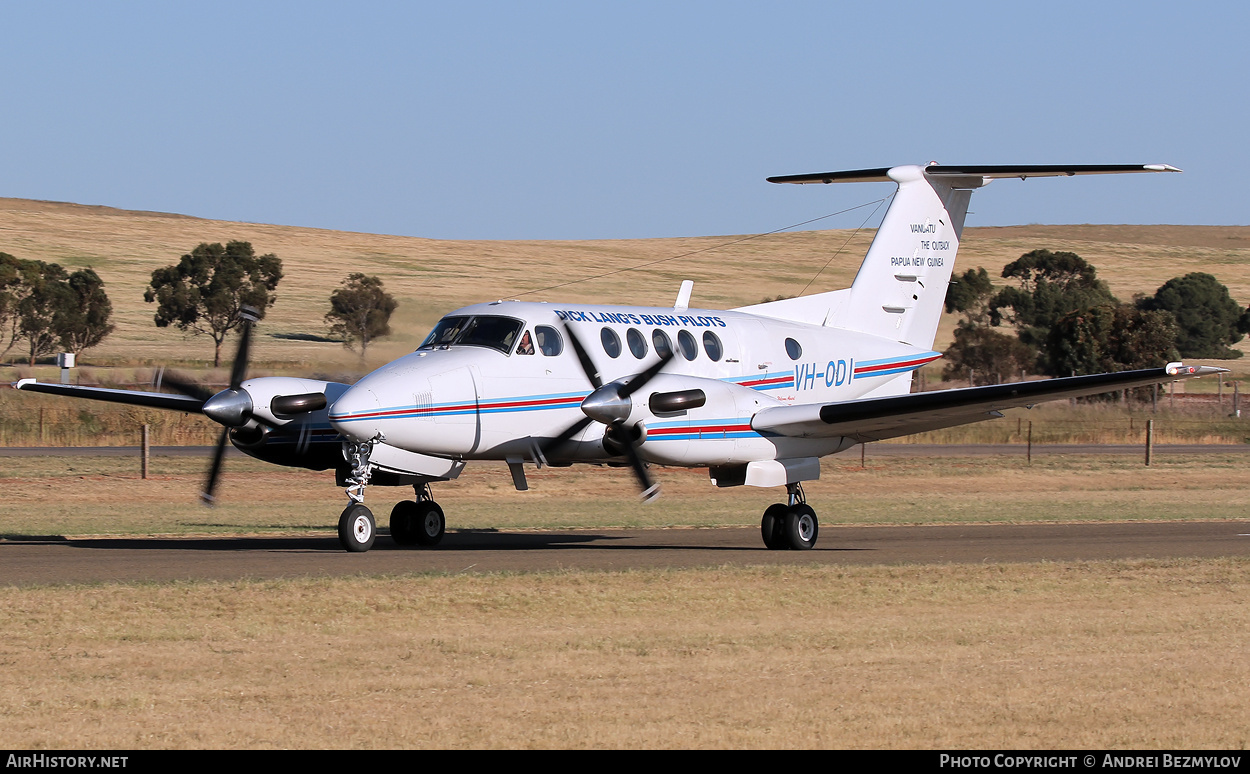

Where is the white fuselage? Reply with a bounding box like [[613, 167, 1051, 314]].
[[327, 300, 939, 471]]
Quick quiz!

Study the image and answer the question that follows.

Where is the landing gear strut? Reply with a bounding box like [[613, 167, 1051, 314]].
[[760, 483, 819, 551]]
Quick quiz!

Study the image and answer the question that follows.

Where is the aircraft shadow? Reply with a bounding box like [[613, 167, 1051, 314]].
[[45, 529, 870, 552]]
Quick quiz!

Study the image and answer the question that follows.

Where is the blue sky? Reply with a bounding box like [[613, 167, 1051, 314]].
[[1, 2, 1245, 239]]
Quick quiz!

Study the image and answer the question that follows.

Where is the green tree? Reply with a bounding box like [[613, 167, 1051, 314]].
[[1137, 272, 1250, 359], [942, 324, 1035, 385], [17, 261, 73, 366], [144, 241, 283, 366], [325, 273, 398, 359], [1046, 304, 1179, 378], [989, 249, 1119, 372], [944, 267, 995, 324], [0, 252, 29, 361], [943, 267, 1032, 383], [57, 268, 115, 355]]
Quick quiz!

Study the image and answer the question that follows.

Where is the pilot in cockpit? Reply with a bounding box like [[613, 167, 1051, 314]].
[[516, 330, 535, 355]]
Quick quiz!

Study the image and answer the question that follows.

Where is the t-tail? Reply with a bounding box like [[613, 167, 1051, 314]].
[[737, 163, 1180, 352]]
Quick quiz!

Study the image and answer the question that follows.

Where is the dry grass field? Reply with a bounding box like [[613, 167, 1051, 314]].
[[3, 200, 1250, 748], [2, 454, 1248, 748], [2, 559, 1247, 749]]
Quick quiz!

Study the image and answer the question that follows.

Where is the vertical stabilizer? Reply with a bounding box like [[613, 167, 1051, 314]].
[[741, 163, 1179, 351], [839, 165, 979, 349]]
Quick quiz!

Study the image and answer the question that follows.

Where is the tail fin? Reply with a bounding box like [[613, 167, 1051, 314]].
[[738, 163, 1179, 350]]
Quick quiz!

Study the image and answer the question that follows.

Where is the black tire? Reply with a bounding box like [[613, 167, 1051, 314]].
[[389, 501, 420, 546], [760, 503, 789, 550], [413, 501, 446, 547], [338, 503, 376, 553], [783, 504, 818, 550]]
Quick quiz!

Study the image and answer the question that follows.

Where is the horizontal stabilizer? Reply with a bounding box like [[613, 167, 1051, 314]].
[[768, 164, 1180, 185]]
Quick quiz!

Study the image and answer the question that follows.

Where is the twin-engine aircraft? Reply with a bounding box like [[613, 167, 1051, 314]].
[[16, 162, 1221, 552]]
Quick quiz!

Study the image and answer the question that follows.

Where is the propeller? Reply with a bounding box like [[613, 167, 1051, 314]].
[[140, 308, 330, 505], [198, 307, 260, 505], [547, 324, 673, 501]]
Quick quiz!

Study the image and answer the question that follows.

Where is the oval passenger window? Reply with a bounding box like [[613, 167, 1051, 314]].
[[677, 330, 698, 361], [785, 338, 802, 360], [626, 328, 648, 359], [702, 331, 723, 362], [652, 330, 672, 359], [601, 327, 622, 358]]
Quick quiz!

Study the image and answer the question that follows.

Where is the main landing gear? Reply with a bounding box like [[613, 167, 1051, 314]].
[[760, 483, 819, 550], [337, 440, 446, 553]]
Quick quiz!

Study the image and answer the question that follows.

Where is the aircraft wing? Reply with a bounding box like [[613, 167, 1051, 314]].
[[13, 379, 206, 413], [750, 365, 1224, 442]]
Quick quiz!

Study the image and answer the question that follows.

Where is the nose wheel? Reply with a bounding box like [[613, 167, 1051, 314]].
[[339, 503, 377, 552]]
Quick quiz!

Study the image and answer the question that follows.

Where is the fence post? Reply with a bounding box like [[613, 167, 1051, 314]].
[[1027, 421, 1032, 464], [141, 424, 150, 480], [1145, 419, 1153, 467]]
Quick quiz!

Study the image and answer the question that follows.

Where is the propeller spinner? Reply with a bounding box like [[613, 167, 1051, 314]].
[[546, 324, 673, 501]]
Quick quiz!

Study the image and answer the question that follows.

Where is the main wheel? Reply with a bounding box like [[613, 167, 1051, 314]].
[[339, 503, 376, 553], [760, 503, 789, 550], [783, 504, 818, 550], [413, 500, 446, 547], [390, 501, 420, 546]]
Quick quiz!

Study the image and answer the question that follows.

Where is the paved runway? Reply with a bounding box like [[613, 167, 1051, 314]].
[[4, 521, 1248, 586], [2, 443, 1248, 458]]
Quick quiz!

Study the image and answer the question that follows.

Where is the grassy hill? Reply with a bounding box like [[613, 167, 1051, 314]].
[[3, 196, 1250, 378]]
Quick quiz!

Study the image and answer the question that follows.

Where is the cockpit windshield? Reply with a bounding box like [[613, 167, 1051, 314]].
[[419, 316, 470, 349], [418, 315, 525, 354]]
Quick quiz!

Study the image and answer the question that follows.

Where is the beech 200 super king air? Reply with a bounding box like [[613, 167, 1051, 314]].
[[16, 162, 1221, 553]]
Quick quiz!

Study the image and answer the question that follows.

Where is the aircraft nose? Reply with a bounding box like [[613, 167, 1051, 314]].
[[328, 385, 383, 442]]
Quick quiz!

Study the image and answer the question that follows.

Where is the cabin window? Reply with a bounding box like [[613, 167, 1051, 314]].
[[626, 328, 648, 359], [601, 327, 622, 358], [535, 325, 562, 356], [677, 330, 698, 361], [652, 329, 672, 359], [785, 338, 802, 360], [702, 331, 723, 362]]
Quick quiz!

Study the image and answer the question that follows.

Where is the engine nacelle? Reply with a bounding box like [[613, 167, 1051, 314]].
[[222, 378, 351, 470], [625, 373, 780, 466], [238, 377, 350, 427], [620, 373, 853, 467]]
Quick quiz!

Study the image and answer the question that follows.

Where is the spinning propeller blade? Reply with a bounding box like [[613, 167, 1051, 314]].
[[198, 307, 259, 505], [201, 428, 230, 505], [157, 371, 217, 403], [544, 323, 672, 499]]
